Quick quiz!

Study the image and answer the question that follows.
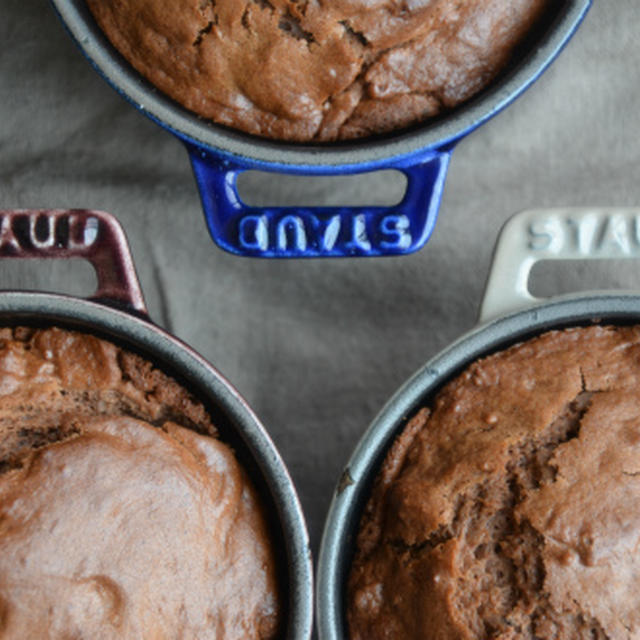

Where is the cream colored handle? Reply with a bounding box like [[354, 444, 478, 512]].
[[479, 207, 640, 324]]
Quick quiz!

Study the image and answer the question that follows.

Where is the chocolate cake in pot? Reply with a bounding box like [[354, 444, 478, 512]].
[[85, 0, 551, 141], [348, 325, 640, 639], [0, 326, 280, 639]]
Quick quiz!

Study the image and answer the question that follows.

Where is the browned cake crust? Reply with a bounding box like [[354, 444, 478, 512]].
[[86, 0, 550, 142], [348, 325, 640, 639], [0, 326, 280, 639]]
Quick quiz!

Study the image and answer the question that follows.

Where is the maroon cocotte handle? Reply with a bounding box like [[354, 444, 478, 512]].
[[0, 209, 147, 315]]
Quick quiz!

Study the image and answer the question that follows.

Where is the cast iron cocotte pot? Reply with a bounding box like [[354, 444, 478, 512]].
[[317, 206, 640, 638], [50, 1, 591, 258], [0, 208, 313, 639]]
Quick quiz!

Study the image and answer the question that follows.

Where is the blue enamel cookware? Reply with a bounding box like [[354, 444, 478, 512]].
[[50, 1, 591, 258]]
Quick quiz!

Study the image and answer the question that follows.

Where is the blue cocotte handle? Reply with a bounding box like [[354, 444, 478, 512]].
[[188, 144, 451, 258]]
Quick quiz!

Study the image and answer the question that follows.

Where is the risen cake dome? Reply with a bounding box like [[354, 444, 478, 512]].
[[0, 326, 280, 639], [349, 325, 640, 639], [86, 0, 551, 141]]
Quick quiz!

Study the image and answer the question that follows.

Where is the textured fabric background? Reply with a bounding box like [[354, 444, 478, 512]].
[[0, 1, 637, 559]]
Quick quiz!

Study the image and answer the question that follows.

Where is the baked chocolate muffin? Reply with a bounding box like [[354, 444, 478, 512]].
[[86, 0, 551, 141], [349, 325, 640, 639], [0, 326, 280, 639]]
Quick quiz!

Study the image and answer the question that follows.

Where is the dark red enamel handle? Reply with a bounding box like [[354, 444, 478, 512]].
[[0, 209, 147, 315]]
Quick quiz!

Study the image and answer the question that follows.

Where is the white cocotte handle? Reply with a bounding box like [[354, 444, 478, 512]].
[[479, 207, 640, 324]]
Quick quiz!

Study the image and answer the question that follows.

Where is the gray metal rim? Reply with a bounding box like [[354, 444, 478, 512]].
[[0, 291, 313, 640], [317, 293, 640, 640], [50, 0, 589, 169]]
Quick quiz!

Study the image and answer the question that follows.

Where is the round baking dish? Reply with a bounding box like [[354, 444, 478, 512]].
[[0, 208, 313, 639], [317, 205, 640, 638], [49, 1, 591, 258]]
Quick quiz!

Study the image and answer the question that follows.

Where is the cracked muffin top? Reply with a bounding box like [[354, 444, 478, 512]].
[[0, 326, 280, 639], [348, 325, 640, 639], [86, 0, 551, 141]]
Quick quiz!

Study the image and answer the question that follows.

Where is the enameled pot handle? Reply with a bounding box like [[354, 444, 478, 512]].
[[0, 209, 147, 315], [187, 144, 451, 258], [479, 207, 640, 323]]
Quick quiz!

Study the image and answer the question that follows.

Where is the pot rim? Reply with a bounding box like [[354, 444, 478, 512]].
[[317, 292, 640, 640], [50, 0, 590, 170], [0, 290, 313, 640]]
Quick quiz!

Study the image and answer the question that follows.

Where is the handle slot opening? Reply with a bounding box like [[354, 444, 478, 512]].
[[0, 258, 98, 297], [236, 170, 407, 207], [529, 258, 640, 298]]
